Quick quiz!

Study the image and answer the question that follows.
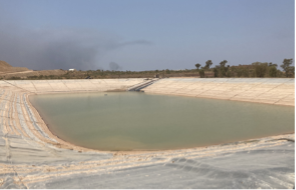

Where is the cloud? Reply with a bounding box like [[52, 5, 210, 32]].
[[0, 23, 152, 71]]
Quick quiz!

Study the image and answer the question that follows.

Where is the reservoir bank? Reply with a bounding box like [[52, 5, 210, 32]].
[[0, 78, 294, 188]]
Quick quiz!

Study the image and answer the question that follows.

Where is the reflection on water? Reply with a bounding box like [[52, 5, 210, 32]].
[[29, 92, 294, 151]]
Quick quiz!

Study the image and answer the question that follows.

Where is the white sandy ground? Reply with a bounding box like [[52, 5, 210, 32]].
[[0, 78, 294, 189]]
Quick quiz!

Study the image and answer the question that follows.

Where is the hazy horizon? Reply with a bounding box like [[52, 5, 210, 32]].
[[0, 0, 294, 71]]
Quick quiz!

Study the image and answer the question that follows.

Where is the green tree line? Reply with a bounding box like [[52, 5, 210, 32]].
[[195, 58, 294, 78], [3, 58, 294, 80]]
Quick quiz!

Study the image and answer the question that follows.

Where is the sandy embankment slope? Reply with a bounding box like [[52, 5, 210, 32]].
[[0, 78, 294, 189], [0, 60, 32, 75], [0, 60, 69, 78]]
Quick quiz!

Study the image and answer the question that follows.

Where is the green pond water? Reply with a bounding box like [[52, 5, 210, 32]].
[[29, 92, 294, 151]]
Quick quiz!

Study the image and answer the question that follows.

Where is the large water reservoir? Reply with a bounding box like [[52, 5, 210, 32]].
[[29, 92, 294, 151]]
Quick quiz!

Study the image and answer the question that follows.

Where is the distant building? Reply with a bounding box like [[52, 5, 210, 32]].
[[69, 69, 76, 71]]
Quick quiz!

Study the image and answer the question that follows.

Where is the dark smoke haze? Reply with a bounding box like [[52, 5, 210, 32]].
[[0, 23, 151, 71], [109, 62, 122, 71]]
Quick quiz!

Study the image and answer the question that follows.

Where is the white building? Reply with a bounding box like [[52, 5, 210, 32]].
[[69, 69, 76, 71]]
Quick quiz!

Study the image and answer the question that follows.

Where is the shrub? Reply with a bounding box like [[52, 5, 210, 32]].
[[252, 62, 268, 77], [268, 66, 277, 77], [199, 69, 205, 78]]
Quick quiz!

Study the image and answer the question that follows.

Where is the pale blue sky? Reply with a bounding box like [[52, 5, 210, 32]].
[[0, 0, 294, 71]]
